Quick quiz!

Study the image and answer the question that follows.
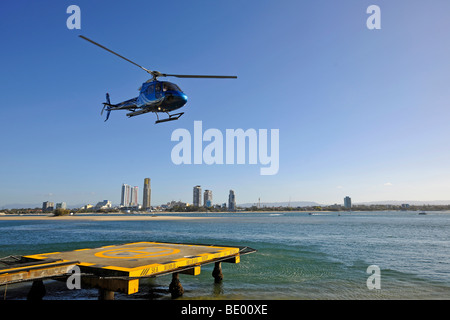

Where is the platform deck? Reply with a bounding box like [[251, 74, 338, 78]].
[[23, 241, 243, 278], [1, 241, 255, 297]]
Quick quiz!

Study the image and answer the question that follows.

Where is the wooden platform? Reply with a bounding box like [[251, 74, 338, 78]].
[[0, 257, 78, 286], [1, 241, 256, 298]]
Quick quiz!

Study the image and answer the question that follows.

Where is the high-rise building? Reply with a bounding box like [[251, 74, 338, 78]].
[[228, 190, 236, 212], [56, 202, 67, 210], [42, 201, 54, 212], [121, 184, 139, 207], [143, 178, 151, 210], [344, 196, 352, 209], [204, 190, 212, 207], [121, 184, 130, 207], [193, 185, 202, 207], [130, 186, 139, 206]]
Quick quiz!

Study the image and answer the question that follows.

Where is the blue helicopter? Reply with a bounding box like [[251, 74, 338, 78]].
[[79, 35, 237, 124]]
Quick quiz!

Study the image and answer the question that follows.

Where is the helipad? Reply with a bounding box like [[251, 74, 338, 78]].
[[1, 241, 256, 299], [24, 241, 243, 278]]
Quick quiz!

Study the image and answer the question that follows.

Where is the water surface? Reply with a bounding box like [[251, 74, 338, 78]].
[[1, 211, 449, 299]]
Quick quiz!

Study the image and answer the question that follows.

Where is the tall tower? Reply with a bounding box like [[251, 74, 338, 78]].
[[121, 184, 131, 207], [193, 185, 202, 207], [130, 186, 139, 206], [228, 190, 236, 212], [204, 190, 212, 207], [143, 178, 151, 210], [344, 196, 352, 209]]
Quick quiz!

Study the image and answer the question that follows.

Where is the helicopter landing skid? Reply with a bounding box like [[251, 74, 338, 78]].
[[155, 112, 184, 124]]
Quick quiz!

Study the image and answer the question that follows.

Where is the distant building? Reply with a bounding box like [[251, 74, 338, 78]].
[[42, 201, 54, 212], [55, 202, 67, 210], [228, 190, 236, 211], [329, 203, 341, 210], [166, 200, 187, 209], [121, 184, 131, 207], [143, 178, 151, 210], [130, 186, 139, 206], [193, 185, 202, 207], [204, 190, 212, 207], [344, 196, 352, 209], [95, 200, 111, 209], [121, 184, 139, 207]]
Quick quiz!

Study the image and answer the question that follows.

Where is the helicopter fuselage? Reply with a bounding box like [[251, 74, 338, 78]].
[[137, 80, 188, 112], [102, 80, 188, 123]]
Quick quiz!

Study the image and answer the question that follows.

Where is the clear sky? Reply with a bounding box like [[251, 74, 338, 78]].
[[1, 0, 450, 208]]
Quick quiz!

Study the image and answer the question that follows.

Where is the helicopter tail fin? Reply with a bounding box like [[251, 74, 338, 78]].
[[101, 93, 112, 122]]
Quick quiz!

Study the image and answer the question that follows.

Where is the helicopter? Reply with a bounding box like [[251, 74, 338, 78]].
[[79, 35, 237, 124]]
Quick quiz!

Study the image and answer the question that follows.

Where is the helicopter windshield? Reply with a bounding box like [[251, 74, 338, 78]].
[[163, 82, 182, 92]]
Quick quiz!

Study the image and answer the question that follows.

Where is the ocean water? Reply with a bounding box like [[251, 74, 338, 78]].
[[1, 211, 449, 300]]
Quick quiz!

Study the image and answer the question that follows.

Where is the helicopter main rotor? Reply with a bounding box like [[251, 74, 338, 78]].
[[79, 35, 237, 81]]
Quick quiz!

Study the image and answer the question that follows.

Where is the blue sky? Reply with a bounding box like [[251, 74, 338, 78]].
[[1, 0, 450, 207]]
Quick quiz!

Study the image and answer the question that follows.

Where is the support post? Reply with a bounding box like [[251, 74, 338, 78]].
[[212, 262, 223, 283], [27, 280, 46, 300], [98, 288, 115, 300], [169, 273, 184, 299]]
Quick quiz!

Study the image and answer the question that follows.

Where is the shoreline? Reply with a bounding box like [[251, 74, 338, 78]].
[[0, 214, 218, 221], [1, 210, 447, 221], [0, 211, 323, 221]]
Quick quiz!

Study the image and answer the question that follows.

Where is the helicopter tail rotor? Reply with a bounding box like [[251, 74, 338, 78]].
[[101, 93, 112, 122]]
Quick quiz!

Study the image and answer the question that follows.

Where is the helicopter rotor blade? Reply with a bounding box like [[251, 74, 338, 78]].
[[79, 36, 237, 80], [163, 74, 237, 79], [79, 35, 153, 75]]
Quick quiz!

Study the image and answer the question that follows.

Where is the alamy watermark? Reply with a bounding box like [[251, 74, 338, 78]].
[[66, 5, 81, 30], [367, 5, 381, 30], [171, 121, 279, 175], [366, 265, 381, 290], [66, 265, 81, 290]]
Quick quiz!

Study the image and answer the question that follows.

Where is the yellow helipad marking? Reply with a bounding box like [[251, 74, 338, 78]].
[[94, 246, 180, 259], [22, 242, 242, 278]]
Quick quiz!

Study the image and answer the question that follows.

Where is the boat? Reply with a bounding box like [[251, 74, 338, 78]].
[[418, 212, 427, 215]]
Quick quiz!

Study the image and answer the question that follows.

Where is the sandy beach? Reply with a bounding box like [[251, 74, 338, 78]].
[[0, 214, 216, 221]]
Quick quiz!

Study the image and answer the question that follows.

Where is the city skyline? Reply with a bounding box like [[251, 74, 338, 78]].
[[4, 192, 450, 210], [2, 1, 450, 207]]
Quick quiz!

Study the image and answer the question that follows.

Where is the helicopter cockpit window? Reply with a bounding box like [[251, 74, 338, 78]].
[[146, 84, 154, 95], [163, 82, 182, 92]]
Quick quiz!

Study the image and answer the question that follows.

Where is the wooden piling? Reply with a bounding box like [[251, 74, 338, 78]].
[[212, 262, 223, 283], [27, 280, 46, 300], [98, 288, 115, 300], [169, 273, 184, 299]]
